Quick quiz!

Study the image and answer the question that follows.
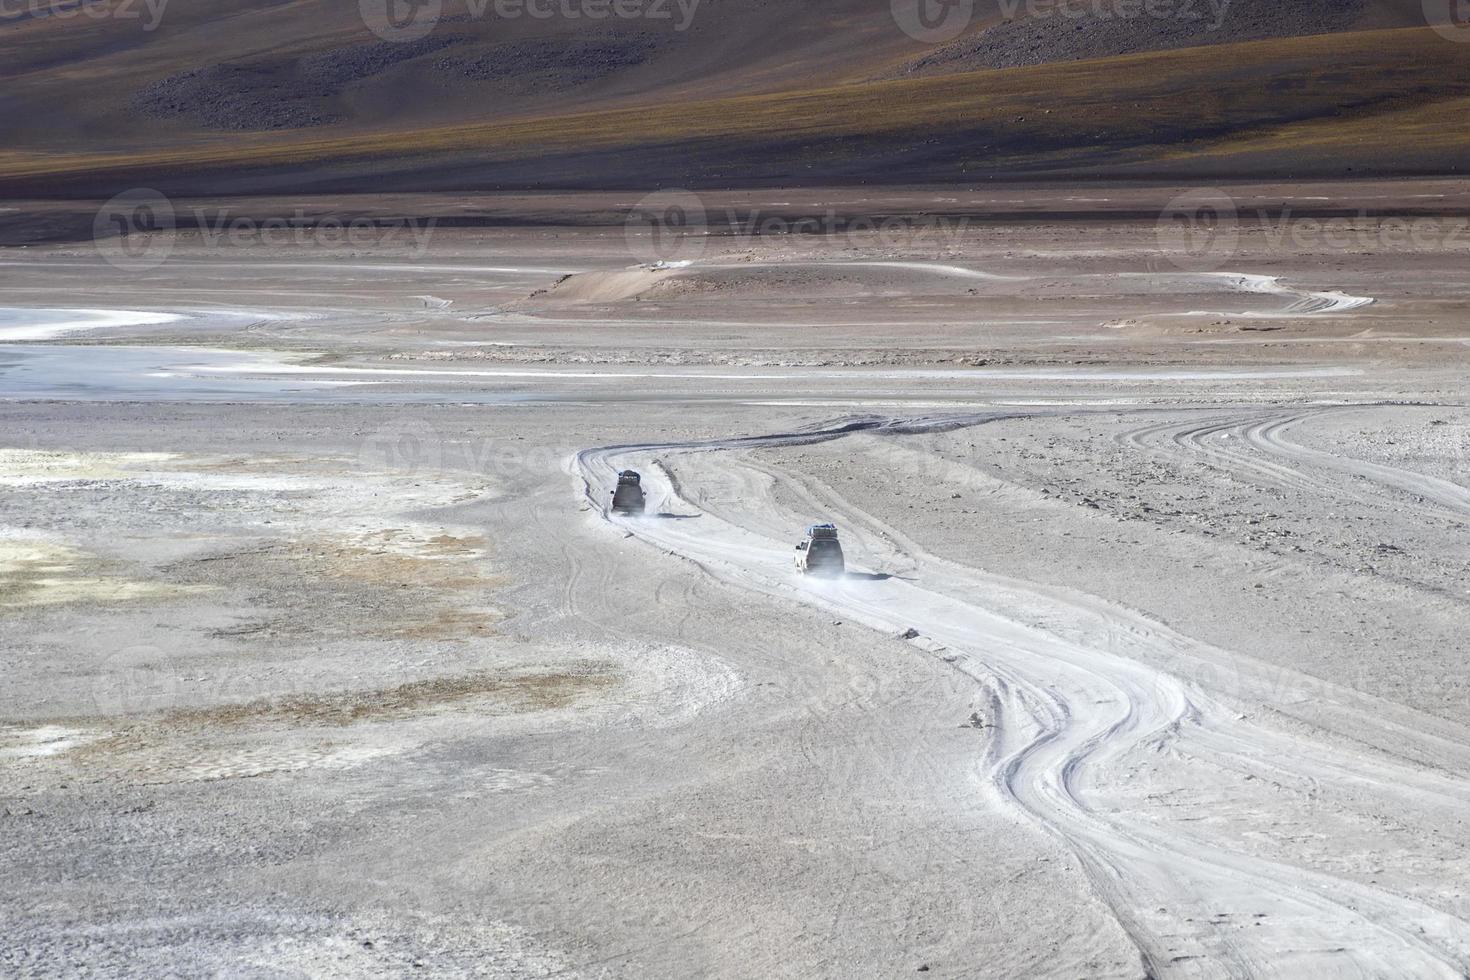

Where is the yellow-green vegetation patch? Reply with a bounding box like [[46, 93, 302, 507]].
[[161, 667, 620, 729], [0, 448, 178, 485], [0, 536, 210, 611], [3, 668, 619, 782]]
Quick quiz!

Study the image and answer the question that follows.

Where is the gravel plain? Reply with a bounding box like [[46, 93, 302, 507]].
[[2, 187, 1469, 977]]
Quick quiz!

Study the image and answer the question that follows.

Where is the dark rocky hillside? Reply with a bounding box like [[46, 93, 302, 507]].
[[897, 0, 1369, 75]]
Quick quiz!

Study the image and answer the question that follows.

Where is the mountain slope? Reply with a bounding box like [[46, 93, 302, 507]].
[[0, 1, 1464, 192]]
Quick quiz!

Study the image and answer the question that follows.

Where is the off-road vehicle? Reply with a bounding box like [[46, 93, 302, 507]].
[[796, 523, 845, 577], [610, 470, 647, 515]]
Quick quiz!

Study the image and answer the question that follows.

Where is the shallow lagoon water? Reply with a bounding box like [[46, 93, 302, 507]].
[[0, 308, 186, 341]]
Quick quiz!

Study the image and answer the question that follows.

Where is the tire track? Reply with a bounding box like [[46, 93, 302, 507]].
[[575, 416, 1470, 977], [1120, 406, 1470, 523], [1256, 415, 1470, 520]]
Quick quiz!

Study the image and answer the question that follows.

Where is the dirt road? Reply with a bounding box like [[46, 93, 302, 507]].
[[580, 412, 1470, 975]]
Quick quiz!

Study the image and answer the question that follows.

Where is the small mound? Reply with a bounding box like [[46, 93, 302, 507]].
[[643, 265, 877, 300], [542, 261, 1012, 304], [541, 266, 682, 302], [642, 262, 1010, 301]]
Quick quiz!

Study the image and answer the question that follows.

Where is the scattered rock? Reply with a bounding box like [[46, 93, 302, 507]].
[[132, 35, 464, 131]]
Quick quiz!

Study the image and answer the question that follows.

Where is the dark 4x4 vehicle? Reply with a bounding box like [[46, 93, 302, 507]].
[[610, 470, 647, 515], [795, 523, 845, 577]]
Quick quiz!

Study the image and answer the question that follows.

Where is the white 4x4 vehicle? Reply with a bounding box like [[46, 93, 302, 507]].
[[795, 523, 845, 577]]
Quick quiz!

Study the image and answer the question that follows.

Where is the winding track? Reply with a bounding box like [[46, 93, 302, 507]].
[[576, 415, 1470, 978], [1120, 408, 1470, 522], [650, 263, 1375, 319]]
